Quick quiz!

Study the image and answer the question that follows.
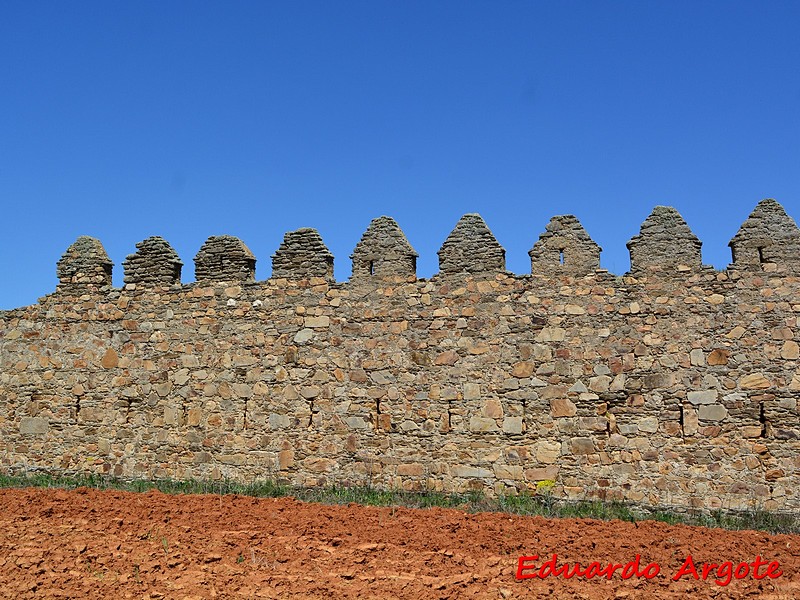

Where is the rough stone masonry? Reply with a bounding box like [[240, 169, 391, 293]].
[[2, 199, 800, 514]]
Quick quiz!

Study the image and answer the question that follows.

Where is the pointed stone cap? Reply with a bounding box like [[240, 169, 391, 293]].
[[194, 235, 256, 282], [729, 199, 800, 269], [350, 216, 418, 281], [437, 214, 505, 275], [122, 236, 183, 286], [56, 236, 113, 286], [528, 215, 601, 275], [626, 206, 702, 273], [271, 228, 334, 280]]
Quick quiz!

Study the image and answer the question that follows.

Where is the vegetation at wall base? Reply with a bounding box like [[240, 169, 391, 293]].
[[0, 472, 797, 535]]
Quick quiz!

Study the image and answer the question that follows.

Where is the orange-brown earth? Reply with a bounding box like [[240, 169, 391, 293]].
[[0, 488, 798, 599]]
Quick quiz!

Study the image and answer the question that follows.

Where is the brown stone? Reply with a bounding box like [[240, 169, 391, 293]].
[[511, 362, 535, 378], [550, 398, 577, 418], [739, 374, 771, 390], [434, 351, 459, 366], [570, 438, 595, 455], [781, 341, 799, 360], [100, 348, 119, 369], [525, 466, 560, 481], [707, 349, 729, 366], [482, 399, 503, 419]]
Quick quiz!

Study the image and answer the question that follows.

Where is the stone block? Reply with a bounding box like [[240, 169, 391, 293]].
[[536, 440, 562, 463], [469, 416, 499, 433], [637, 416, 659, 433], [739, 374, 771, 390], [502, 417, 524, 434], [448, 466, 491, 479], [481, 399, 503, 419], [550, 398, 577, 418], [570, 437, 595, 455], [392, 463, 421, 477], [19, 417, 49, 435], [698, 404, 728, 421], [687, 390, 717, 405], [525, 466, 559, 481]]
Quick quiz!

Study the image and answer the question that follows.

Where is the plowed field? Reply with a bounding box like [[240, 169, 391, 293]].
[[0, 487, 798, 599]]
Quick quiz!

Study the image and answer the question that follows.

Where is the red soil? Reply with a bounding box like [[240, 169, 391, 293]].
[[0, 487, 798, 599]]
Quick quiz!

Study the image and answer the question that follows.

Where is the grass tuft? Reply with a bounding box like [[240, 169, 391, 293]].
[[0, 472, 797, 535]]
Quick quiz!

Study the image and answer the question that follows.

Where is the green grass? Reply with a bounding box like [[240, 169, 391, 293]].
[[0, 472, 797, 535]]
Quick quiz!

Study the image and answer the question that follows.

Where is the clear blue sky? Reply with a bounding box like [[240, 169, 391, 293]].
[[2, 1, 799, 309]]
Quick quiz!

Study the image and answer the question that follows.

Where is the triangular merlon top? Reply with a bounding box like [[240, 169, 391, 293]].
[[194, 235, 256, 282], [350, 216, 418, 281], [728, 199, 800, 269], [56, 236, 113, 286], [271, 228, 334, 280], [528, 214, 601, 275], [626, 206, 702, 273], [123, 236, 183, 286], [437, 213, 505, 276]]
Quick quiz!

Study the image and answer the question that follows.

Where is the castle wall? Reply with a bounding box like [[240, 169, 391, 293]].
[[2, 202, 800, 513]]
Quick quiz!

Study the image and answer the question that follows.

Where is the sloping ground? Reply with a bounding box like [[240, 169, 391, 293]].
[[0, 488, 798, 599]]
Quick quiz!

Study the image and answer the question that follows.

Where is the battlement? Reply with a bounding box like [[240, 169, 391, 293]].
[[729, 199, 800, 270], [2, 199, 800, 513], [44, 200, 800, 291], [194, 235, 256, 282]]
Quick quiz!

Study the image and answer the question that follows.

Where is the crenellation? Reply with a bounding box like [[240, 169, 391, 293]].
[[528, 215, 601, 275], [122, 236, 183, 286], [626, 206, 703, 273], [3, 200, 800, 512], [437, 213, 505, 276], [729, 198, 800, 270], [56, 236, 113, 286], [271, 228, 334, 280], [350, 216, 417, 282], [194, 235, 256, 282]]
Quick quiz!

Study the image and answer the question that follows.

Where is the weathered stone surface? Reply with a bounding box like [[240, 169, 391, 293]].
[[708, 349, 730, 366], [550, 398, 577, 418], [729, 199, 800, 270], [740, 374, 771, 390], [194, 235, 256, 282], [699, 404, 728, 421], [782, 341, 800, 360], [350, 216, 417, 281], [5, 209, 800, 513], [19, 417, 49, 435], [570, 438, 595, 455], [56, 236, 113, 285], [100, 348, 119, 369], [123, 236, 182, 285], [687, 390, 717, 405], [529, 215, 601, 275], [437, 214, 505, 275], [469, 416, 499, 432], [626, 206, 702, 273], [637, 416, 659, 433], [502, 417, 524, 434], [271, 228, 333, 280], [536, 441, 562, 464]]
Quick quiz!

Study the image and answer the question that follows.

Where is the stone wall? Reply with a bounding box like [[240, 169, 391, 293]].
[[2, 199, 800, 514]]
